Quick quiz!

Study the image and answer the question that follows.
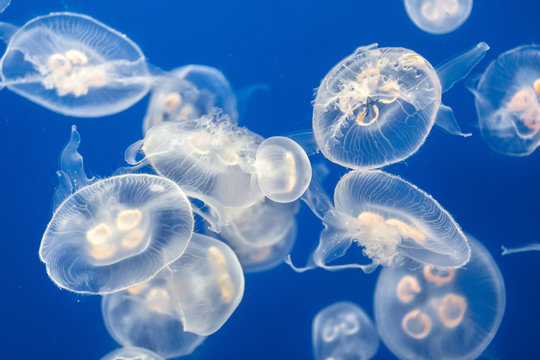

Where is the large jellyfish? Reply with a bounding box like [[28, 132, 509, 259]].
[[312, 301, 379, 360], [404, 0, 473, 34], [374, 236, 505, 360], [143, 64, 238, 133], [469, 45, 540, 156], [39, 126, 194, 294], [287, 170, 470, 273], [0, 12, 151, 117], [312, 42, 488, 169], [101, 347, 165, 360]]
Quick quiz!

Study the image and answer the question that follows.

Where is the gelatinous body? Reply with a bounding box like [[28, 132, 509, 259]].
[[0, 0, 10, 13], [0, 12, 151, 117], [470, 45, 540, 156], [404, 0, 473, 34], [313, 301, 379, 360], [101, 347, 165, 360], [374, 236, 505, 360]]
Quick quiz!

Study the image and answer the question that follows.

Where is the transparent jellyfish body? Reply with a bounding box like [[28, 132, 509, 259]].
[[286, 170, 470, 273], [0, 0, 10, 14], [374, 236, 505, 360], [143, 64, 238, 133], [312, 42, 488, 169], [255, 136, 312, 203], [404, 0, 473, 34], [501, 243, 540, 255], [218, 198, 300, 272], [313, 301, 379, 360], [39, 126, 194, 294], [101, 347, 165, 360], [469, 45, 540, 156], [0, 12, 151, 117]]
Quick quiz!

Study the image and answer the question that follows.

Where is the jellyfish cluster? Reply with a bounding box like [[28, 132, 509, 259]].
[[2, 5, 532, 359]]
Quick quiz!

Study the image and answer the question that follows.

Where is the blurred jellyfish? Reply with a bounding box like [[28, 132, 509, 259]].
[[404, 0, 473, 34], [0, 12, 151, 117], [101, 347, 165, 360], [0, 0, 10, 14], [312, 42, 488, 169], [374, 236, 505, 360], [313, 301, 379, 360], [287, 170, 470, 273], [469, 45, 540, 156], [143, 64, 238, 133], [39, 126, 194, 294], [501, 243, 540, 255]]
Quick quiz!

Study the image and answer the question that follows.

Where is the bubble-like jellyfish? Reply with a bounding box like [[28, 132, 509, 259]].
[[404, 0, 473, 34], [39, 126, 194, 294], [287, 170, 470, 273], [313, 301, 379, 360], [501, 243, 540, 255], [0, 12, 151, 117], [218, 198, 300, 272], [255, 136, 312, 203], [312, 42, 489, 169], [374, 236, 505, 360], [469, 45, 540, 156], [143, 65, 237, 133], [101, 347, 165, 360]]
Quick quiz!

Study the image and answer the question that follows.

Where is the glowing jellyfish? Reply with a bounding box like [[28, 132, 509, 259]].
[[143, 64, 237, 133], [374, 236, 505, 360], [287, 170, 470, 273], [101, 347, 165, 360], [39, 126, 194, 294], [0, 0, 11, 14], [469, 45, 540, 156], [255, 136, 312, 203], [313, 301, 379, 360], [502, 243, 540, 255], [0, 12, 151, 117], [312, 42, 488, 169], [404, 0, 473, 34]]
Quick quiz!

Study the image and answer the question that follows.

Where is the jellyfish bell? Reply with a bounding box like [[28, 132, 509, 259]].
[[312, 42, 488, 170], [374, 236, 505, 360], [404, 0, 473, 34], [101, 347, 165, 360], [0, 12, 151, 117]]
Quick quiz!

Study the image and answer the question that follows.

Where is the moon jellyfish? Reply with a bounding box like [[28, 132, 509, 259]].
[[0, 0, 10, 14], [501, 243, 540, 255], [313, 301, 379, 360], [39, 126, 194, 294], [404, 0, 473, 34], [0, 12, 151, 117], [374, 236, 505, 360], [312, 42, 489, 169], [101, 347, 165, 360], [469, 45, 540, 156], [287, 170, 470, 273], [255, 136, 312, 203], [143, 65, 237, 133]]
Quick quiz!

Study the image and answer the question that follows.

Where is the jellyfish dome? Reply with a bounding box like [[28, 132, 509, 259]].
[[374, 236, 505, 360], [101, 347, 165, 360], [470, 44, 540, 156], [404, 0, 473, 34], [0, 12, 151, 117], [312, 301, 379, 360]]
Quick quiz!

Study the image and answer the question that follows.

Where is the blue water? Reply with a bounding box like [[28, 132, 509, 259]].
[[1, 0, 539, 359]]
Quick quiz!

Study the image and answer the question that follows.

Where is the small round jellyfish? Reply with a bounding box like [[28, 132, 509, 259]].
[[374, 236, 505, 360], [469, 45, 540, 156], [0, 12, 151, 117], [312, 301, 379, 360], [404, 0, 473, 34], [101, 347, 165, 360], [312, 42, 488, 169], [143, 64, 238, 133], [255, 136, 312, 203]]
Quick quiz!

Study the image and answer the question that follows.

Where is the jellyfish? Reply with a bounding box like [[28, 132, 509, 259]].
[[469, 45, 540, 156], [286, 169, 470, 273], [0, 0, 11, 14], [0, 12, 151, 117], [374, 236, 505, 360], [101, 347, 165, 360], [143, 64, 238, 133], [313, 301, 379, 360], [501, 243, 540, 255], [39, 126, 194, 294], [312, 42, 489, 170], [404, 0, 473, 34]]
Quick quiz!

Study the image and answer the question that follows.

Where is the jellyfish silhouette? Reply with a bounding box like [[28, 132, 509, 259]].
[[404, 0, 473, 34], [101, 347, 165, 360]]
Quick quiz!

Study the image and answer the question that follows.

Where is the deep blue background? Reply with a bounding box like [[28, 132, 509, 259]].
[[1, 0, 539, 359]]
